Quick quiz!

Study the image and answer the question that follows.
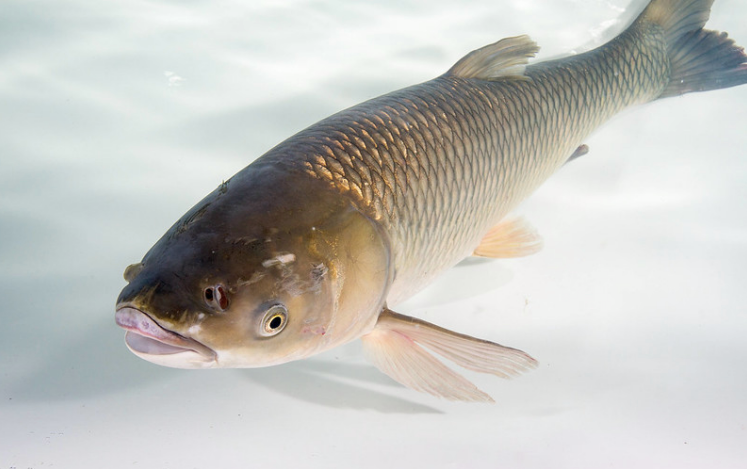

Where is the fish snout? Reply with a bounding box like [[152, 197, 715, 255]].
[[115, 306, 217, 368]]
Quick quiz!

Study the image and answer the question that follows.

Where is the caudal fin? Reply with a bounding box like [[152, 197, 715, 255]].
[[638, 0, 747, 98]]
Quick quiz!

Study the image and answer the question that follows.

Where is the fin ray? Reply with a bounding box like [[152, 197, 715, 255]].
[[361, 309, 537, 402], [446, 35, 539, 81], [473, 216, 543, 258], [639, 0, 747, 97], [380, 310, 538, 378], [361, 326, 494, 402]]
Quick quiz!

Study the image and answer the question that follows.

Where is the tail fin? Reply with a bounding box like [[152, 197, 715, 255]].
[[638, 0, 747, 98]]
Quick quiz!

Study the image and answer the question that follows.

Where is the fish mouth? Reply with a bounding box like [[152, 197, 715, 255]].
[[115, 306, 217, 368]]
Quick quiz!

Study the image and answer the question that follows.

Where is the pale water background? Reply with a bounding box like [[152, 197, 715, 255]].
[[2, 0, 747, 467]]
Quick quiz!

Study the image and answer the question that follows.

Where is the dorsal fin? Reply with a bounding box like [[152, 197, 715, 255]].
[[446, 35, 540, 80]]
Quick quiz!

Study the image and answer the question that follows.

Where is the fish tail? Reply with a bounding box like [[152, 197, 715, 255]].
[[637, 0, 747, 98]]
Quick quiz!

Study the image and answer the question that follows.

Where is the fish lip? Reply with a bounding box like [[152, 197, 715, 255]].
[[114, 305, 217, 362]]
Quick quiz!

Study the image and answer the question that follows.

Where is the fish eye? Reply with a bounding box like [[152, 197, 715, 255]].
[[204, 284, 229, 311], [261, 305, 288, 336]]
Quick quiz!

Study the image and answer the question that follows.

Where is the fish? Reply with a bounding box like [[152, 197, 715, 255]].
[[115, 0, 747, 402]]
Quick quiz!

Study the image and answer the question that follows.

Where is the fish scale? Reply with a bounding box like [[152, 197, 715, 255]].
[[256, 25, 669, 305]]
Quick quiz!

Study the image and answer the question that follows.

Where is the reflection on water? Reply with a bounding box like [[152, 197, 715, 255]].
[[1, 0, 747, 467]]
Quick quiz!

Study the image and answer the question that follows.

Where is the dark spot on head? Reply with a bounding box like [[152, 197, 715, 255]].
[[246, 239, 263, 253]]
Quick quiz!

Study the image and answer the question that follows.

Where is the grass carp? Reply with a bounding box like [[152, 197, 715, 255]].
[[116, 0, 747, 402]]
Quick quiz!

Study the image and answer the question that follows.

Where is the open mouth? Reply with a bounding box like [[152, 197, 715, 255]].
[[115, 306, 216, 368]]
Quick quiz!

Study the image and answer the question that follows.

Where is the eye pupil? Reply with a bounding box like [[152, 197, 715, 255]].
[[204, 288, 214, 301], [269, 315, 283, 330]]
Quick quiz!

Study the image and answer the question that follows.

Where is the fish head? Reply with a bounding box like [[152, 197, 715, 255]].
[[115, 165, 391, 369]]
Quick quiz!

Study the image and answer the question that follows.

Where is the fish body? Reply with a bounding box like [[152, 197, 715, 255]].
[[116, 0, 747, 401], [267, 32, 666, 305]]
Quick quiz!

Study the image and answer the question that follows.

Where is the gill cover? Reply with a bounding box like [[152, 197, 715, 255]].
[[116, 161, 392, 368]]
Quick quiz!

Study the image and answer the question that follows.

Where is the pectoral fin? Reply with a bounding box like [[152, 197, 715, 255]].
[[360, 308, 537, 402], [473, 216, 542, 258]]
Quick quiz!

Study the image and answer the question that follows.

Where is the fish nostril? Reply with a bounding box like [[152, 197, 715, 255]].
[[217, 286, 228, 309], [204, 284, 229, 311]]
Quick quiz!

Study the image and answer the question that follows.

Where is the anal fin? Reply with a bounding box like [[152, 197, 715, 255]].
[[566, 144, 589, 164], [360, 308, 537, 402], [473, 216, 542, 258]]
